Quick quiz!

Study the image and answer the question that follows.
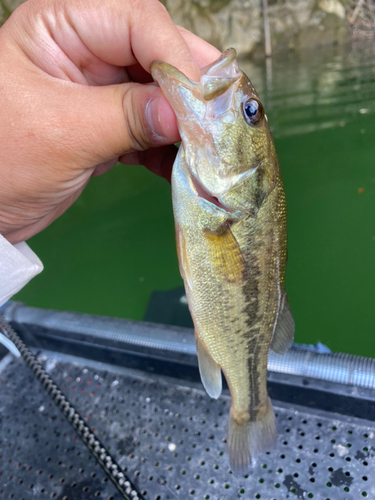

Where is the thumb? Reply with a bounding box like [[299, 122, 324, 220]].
[[58, 82, 180, 168]]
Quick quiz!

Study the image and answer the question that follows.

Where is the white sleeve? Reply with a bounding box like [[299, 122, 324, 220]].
[[0, 235, 43, 307]]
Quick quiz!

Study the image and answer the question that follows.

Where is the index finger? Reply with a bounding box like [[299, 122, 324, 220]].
[[9, 0, 219, 85], [67, 0, 202, 80], [177, 26, 221, 69]]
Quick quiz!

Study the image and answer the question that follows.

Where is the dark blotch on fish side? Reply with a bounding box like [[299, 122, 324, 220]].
[[282, 474, 307, 499], [242, 241, 262, 419]]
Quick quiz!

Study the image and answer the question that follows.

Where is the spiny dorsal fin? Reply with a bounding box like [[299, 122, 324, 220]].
[[196, 337, 222, 399], [270, 292, 295, 355]]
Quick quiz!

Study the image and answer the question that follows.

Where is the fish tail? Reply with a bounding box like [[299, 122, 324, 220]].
[[227, 397, 277, 476]]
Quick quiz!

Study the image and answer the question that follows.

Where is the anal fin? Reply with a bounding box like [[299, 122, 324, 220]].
[[196, 337, 222, 399], [270, 292, 295, 355]]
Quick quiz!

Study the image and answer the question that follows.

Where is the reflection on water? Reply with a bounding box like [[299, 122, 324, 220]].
[[242, 40, 375, 137], [15, 39, 375, 358]]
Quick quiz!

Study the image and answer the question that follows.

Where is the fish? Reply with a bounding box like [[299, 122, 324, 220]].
[[151, 48, 294, 475]]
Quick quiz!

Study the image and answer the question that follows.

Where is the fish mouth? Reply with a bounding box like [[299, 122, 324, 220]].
[[150, 61, 198, 89], [200, 48, 237, 77], [150, 48, 241, 102], [150, 48, 238, 84]]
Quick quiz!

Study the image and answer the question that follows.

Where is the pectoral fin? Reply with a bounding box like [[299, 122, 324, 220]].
[[205, 224, 245, 284], [270, 293, 295, 355], [196, 337, 222, 399]]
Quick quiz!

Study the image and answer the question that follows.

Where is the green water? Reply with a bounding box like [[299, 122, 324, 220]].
[[15, 42, 375, 357]]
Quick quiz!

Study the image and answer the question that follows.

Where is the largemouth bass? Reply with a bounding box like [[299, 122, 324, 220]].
[[151, 48, 294, 474]]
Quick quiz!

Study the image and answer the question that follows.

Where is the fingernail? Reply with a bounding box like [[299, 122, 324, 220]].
[[146, 96, 179, 143]]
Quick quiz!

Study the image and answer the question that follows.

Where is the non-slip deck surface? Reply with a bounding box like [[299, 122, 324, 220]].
[[0, 352, 374, 499]]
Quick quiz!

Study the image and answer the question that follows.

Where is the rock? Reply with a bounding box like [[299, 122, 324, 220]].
[[221, 3, 263, 57], [1, 0, 350, 58], [162, 0, 350, 57]]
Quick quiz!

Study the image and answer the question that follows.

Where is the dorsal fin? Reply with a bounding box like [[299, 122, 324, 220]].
[[270, 292, 294, 354]]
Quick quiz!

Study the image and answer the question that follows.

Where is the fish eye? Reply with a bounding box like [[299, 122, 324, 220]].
[[243, 98, 264, 125]]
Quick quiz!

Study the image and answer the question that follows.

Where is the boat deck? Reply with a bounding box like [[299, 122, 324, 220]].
[[0, 305, 374, 499]]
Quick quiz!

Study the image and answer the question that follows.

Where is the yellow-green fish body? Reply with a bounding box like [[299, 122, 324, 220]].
[[151, 49, 294, 474]]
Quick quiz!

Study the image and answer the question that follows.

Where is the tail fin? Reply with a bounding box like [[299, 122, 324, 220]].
[[227, 398, 277, 476]]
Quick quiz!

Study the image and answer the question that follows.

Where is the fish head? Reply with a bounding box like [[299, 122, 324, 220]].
[[151, 48, 278, 214]]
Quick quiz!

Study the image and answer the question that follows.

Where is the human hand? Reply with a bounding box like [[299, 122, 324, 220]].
[[0, 0, 220, 244]]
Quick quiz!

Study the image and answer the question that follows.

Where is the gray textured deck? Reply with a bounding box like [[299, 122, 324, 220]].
[[0, 352, 374, 500]]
